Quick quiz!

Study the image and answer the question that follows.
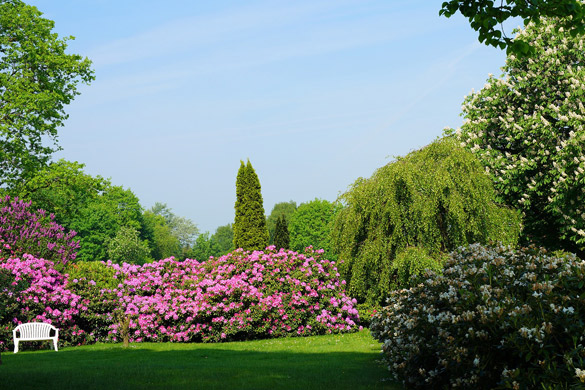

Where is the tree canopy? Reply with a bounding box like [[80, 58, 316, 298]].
[[0, 0, 94, 187], [448, 17, 585, 255], [289, 198, 336, 258], [440, 0, 585, 54], [331, 138, 521, 305]]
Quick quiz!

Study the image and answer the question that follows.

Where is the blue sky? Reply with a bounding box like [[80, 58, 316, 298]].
[[27, 0, 510, 234]]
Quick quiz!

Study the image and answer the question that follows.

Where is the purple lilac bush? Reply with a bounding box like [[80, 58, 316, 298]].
[[0, 196, 79, 265]]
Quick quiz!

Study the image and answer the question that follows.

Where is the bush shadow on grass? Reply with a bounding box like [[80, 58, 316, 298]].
[[1, 345, 400, 390]]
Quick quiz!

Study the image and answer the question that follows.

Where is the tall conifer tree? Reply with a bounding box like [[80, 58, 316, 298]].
[[233, 160, 269, 251], [273, 214, 290, 250]]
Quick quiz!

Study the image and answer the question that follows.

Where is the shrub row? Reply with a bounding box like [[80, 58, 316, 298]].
[[0, 246, 360, 350]]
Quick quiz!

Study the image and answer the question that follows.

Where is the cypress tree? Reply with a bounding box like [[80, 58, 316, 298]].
[[233, 160, 269, 251], [273, 214, 290, 250]]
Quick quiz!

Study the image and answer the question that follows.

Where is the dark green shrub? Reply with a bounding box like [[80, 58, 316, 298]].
[[371, 243, 585, 389], [273, 215, 290, 250]]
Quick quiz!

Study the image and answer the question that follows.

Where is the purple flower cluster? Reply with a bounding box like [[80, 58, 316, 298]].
[[0, 196, 79, 264]]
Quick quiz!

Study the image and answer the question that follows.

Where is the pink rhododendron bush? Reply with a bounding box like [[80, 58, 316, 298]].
[[370, 243, 585, 389], [0, 246, 360, 351], [0, 254, 90, 351], [105, 246, 360, 343]]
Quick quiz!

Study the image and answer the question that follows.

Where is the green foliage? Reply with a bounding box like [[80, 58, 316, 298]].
[[288, 198, 336, 257], [439, 0, 585, 54], [71, 186, 147, 262], [12, 159, 109, 227], [266, 201, 297, 244], [448, 18, 585, 256], [107, 226, 151, 264], [142, 211, 180, 260], [0, 0, 94, 188], [212, 224, 234, 255], [390, 247, 443, 290], [331, 138, 521, 306], [371, 243, 585, 389], [233, 160, 269, 251], [189, 232, 221, 261], [273, 215, 290, 250]]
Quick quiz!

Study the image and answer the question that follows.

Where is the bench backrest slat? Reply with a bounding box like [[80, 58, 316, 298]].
[[15, 322, 56, 339]]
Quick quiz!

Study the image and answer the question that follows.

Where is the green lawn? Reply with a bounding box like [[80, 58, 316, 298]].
[[0, 330, 401, 390]]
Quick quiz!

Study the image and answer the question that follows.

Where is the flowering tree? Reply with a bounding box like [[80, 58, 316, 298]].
[[448, 18, 585, 255]]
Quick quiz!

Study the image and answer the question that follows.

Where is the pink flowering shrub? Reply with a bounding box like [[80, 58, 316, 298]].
[[106, 246, 359, 343], [1, 246, 359, 349], [0, 254, 91, 351], [0, 196, 79, 265], [371, 243, 585, 389]]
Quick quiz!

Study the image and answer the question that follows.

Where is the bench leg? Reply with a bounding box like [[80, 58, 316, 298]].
[[53, 338, 58, 352], [14, 340, 19, 354]]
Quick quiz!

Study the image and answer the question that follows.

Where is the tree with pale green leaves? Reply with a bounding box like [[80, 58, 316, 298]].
[[0, 0, 94, 188], [107, 225, 151, 264], [148, 202, 199, 258], [331, 138, 521, 305], [447, 18, 585, 255], [233, 160, 269, 251]]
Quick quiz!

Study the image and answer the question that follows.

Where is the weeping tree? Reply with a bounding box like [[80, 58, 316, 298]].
[[273, 215, 290, 250], [448, 18, 585, 256], [233, 160, 269, 251], [331, 138, 521, 306]]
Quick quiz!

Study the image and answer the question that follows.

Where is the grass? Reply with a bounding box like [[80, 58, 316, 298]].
[[0, 330, 401, 390]]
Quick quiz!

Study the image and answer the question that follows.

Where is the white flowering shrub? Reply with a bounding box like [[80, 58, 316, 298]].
[[371, 243, 585, 389], [446, 18, 585, 254]]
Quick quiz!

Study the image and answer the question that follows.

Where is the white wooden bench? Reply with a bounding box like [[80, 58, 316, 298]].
[[13, 322, 59, 353]]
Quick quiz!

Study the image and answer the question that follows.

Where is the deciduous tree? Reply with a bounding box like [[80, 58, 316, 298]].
[[447, 18, 585, 255], [212, 224, 234, 255], [440, 0, 585, 54], [0, 0, 94, 187], [289, 199, 336, 257]]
